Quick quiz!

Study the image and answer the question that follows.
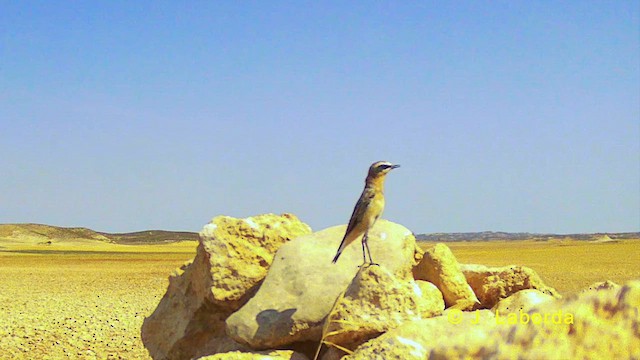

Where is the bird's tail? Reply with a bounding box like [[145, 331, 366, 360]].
[[332, 237, 347, 264], [331, 249, 342, 264]]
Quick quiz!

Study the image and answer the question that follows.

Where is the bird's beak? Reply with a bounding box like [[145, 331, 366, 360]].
[[391, 164, 400, 169]]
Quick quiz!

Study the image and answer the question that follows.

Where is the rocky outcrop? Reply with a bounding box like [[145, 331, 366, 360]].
[[142, 214, 312, 360], [460, 264, 560, 309], [344, 310, 496, 360], [322, 265, 444, 353], [413, 243, 478, 310], [143, 213, 638, 360], [498, 280, 640, 360], [475, 280, 640, 360], [225, 220, 422, 349], [347, 281, 640, 359]]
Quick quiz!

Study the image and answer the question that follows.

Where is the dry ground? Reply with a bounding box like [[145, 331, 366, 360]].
[[0, 238, 638, 359], [0, 242, 196, 359], [419, 238, 640, 294]]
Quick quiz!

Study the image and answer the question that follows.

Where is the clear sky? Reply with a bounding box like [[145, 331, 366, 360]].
[[1, 2, 638, 234]]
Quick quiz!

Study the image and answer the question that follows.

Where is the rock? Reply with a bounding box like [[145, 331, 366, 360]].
[[413, 243, 478, 310], [415, 280, 445, 312], [581, 280, 620, 292], [493, 289, 554, 315], [478, 280, 640, 360], [200, 213, 313, 310], [142, 258, 249, 360], [319, 348, 343, 360], [322, 265, 444, 353], [197, 350, 308, 360], [460, 264, 560, 309], [142, 214, 312, 360], [348, 280, 640, 359], [344, 310, 496, 360], [226, 220, 422, 349]]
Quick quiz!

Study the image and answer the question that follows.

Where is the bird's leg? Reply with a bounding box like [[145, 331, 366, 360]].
[[358, 232, 370, 268], [363, 232, 379, 266], [361, 234, 367, 264]]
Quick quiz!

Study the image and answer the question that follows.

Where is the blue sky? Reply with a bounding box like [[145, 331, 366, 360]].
[[1, 2, 638, 234]]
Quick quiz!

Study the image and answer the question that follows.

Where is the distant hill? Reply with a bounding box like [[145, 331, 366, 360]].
[[98, 230, 199, 244], [415, 231, 640, 242], [0, 224, 199, 245], [2, 223, 637, 246], [0, 223, 112, 244]]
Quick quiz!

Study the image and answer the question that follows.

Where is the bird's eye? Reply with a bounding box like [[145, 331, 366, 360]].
[[378, 164, 391, 170]]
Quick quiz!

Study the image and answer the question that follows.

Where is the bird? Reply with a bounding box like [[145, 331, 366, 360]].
[[332, 161, 400, 265]]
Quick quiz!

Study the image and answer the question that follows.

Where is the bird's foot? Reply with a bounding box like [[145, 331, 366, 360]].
[[358, 262, 380, 268]]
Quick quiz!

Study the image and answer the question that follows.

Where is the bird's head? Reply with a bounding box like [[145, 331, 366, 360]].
[[368, 161, 400, 178]]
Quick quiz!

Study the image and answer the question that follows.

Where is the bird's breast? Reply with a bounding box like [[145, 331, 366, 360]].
[[363, 193, 385, 226]]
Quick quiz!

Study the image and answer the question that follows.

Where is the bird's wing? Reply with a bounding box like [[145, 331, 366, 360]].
[[332, 188, 375, 263], [344, 188, 374, 237]]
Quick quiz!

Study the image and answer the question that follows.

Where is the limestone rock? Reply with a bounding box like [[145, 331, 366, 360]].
[[493, 289, 554, 315], [197, 350, 308, 360], [141, 258, 247, 360], [226, 220, 422, 349], [200, 213, 312, 310], [413, 243, 478, 309], [344, 310, 496, 360], [323, 265, 444, 352], [415, 280, 445, 313], [348, 280, 640, 360], [460, 264, 560, 309], [142, 214, 312, 360], [478, 280, 640, 360]]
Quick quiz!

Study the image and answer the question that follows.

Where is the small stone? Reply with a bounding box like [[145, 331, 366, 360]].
[[460, 264, 560, 308], [413, 243, 479, 309]]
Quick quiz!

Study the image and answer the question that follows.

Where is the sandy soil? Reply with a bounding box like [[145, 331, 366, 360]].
[[0, 243, 195, 359], [0, 238, 638, 358], [420, 238, 640, 294]]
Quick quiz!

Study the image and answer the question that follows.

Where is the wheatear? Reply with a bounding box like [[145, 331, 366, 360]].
[[331, 161, 400, 265]]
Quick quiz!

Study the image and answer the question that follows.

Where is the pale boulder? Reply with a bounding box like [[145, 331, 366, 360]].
[[344, 310, 496, 360], [493, 289, 554, 315], [413, 243, 478, 310], [142, 214, 312, 360], [415, 280, 445, 312], [460, 264, 560, 309], [322, 265, 444, 353], [226, 220, 422, 349]]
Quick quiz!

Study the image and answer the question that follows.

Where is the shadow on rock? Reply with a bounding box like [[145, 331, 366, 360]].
[[254, 308, 298, 345]]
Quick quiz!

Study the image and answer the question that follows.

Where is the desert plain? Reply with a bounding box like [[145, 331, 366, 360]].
[[0, 230, 638, 359]]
